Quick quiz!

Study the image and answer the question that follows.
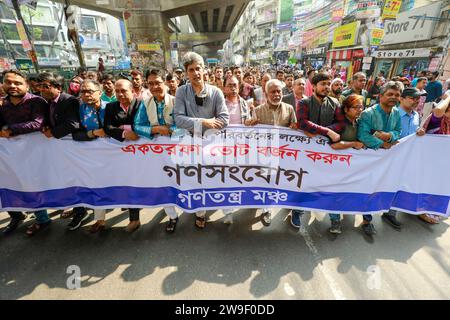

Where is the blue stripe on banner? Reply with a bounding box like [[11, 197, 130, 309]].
[[1, 187, 449, 215]]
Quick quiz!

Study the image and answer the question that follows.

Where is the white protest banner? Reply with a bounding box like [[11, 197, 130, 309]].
[[0, 126, 449, 216]]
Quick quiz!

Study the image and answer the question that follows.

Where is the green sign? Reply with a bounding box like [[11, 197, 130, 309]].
[[279, 0, 294, 23], [15, 58, 33, 70]]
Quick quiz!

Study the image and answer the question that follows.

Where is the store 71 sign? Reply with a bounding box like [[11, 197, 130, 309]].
[[372, 48, 431, 59]]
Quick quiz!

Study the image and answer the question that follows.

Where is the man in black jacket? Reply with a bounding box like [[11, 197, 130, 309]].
[[104, 79, 141, 232], [39, 72, 90, 231], [39, 72, 80, 139]]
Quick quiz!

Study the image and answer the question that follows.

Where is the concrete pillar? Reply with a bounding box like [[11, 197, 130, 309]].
[[122, 0, 171, 71]]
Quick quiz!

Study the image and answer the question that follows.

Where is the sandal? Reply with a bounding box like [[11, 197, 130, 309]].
[[195, 216, 206, 229], [89, 221, 106, 233], [166, 218, 178, 233], [418, 214, 440, 224], [61, 209, 74, 219], [26, 220, 51, 236]]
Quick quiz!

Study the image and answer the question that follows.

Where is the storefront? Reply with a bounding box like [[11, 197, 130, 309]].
[[327, 48, 365, 84], [303, 46, 327, 70], [372, 48, 432, 79], [373, 2, 443, 79], [327, 21, 363, 83]]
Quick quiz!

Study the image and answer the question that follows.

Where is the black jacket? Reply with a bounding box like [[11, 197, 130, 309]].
[[49, 92, 80, 139], [282, 93, 296, 111], [104, 99, 141, 142]]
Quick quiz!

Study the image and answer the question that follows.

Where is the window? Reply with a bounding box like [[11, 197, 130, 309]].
[[80, 16, 97, 32], [0, 2, 15, 20], [21, 6, 53, 24]]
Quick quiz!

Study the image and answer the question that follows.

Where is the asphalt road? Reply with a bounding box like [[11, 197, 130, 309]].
[[0, 208, 449, 299]]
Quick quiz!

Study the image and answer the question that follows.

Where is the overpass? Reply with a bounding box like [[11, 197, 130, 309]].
[[57, 0, 250, 69]]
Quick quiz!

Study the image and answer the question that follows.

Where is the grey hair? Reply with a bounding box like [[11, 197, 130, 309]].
[[352, 72, 367, 80], [294, 78, 306, 85], [81, 79, 102, 91], [380, 81, 402, 95], [182, 51, 204, 71], [115, 78, 133, 90], [265, 79, 283, 93]]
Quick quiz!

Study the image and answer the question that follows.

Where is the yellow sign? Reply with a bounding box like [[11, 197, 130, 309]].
[[370, 28, 385, 46], [137, 43, 161, 51], [332, 21, 360, 48], [382, 0, 402, 20]]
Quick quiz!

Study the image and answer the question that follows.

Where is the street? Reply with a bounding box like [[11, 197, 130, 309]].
[[1, 208, 449, 300]]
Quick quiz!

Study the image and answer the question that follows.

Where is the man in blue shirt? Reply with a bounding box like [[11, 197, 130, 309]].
[[357, 81, 402, 236], [382, 87, 427, 230], [399, 87, 426, 138], [425, 71, 443, 103], [358, 81, 402, 150]]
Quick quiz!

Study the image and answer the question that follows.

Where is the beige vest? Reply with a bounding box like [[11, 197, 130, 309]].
[[143, 94, 175, 126]]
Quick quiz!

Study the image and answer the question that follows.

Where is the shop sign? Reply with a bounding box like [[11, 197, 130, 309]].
[[0, 58, 12, 71], [370, 28, 384, 46], [371, 48, 432, 59], [305, 47, 325, 56], [332, 21, 360, 48], [37, 57, 61, 67], [382, 0, 402, 20], [352, 50, 365, 58], [382, 2, 442, 45], [137, 43, 161, 51], [16, 20, 32, 52], [428, 57, 441, 72], [355, 1, 381, 19]]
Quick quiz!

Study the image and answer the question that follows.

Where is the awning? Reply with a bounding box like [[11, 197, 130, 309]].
[[327, 48, 364, 61]]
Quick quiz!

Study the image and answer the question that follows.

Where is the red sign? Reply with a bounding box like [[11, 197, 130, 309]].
[[352, 49, 365, 58]]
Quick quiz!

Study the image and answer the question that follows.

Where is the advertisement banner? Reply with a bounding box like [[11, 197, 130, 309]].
[[332, 21, 360, 48]]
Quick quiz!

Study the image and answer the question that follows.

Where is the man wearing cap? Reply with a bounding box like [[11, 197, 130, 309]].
[[174, 67, 187, 86], [398, 87, 426, 138], [381, 86, 427, 230], [329, 78, 344, 100]]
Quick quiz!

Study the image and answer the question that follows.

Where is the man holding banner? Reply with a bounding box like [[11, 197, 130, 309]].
[[174, 52, 229, 229], [0, 70, 52, 236], [295, 72, 345, 230], [104, 79, 143, 233], [251, 79, 297, 227]]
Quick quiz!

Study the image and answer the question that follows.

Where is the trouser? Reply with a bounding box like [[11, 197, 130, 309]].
[[329, 213, 372, 222], [164, 206, 178, 219], [223, 208, 237, 216], [94, 209, 107, 220], [8, 210, 50, 224], [129, 208, 141, 221], [195, 210, 206, 218]]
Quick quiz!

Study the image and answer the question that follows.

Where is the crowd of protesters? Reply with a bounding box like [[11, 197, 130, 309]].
[[1, 51, 449, 237]]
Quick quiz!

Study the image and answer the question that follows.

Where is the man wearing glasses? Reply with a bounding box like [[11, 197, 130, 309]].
[[380, 87, 427, 231], [104, 79, 142, 232], [174, 51, 229, 229], [133, 69, 180, 233]]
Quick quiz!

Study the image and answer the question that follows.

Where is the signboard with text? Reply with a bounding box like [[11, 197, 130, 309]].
[[372, 48, 431, 59], [332, 21, 360, 48], [381, 2, 442, 45]]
